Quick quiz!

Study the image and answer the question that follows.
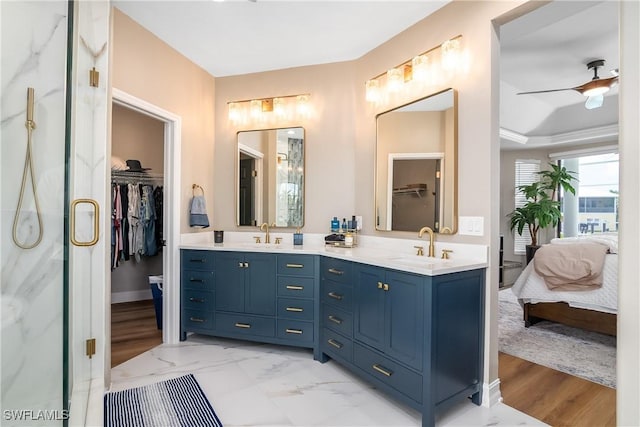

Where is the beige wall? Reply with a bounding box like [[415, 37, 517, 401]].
[[111, 8, 216, 234], [112, 103, 164, 171], [214, 1, 527, 394]]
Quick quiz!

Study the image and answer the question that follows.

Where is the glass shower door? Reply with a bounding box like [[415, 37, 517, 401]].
[[1, 1, 73, 425]]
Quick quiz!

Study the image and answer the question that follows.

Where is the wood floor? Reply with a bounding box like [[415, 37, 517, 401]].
[[111, 302, 616, 426], [111, 299, 162, 367]]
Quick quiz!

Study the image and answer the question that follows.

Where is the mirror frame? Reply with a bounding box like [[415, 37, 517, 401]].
[[235, 127, 305, 228], [374, 88, 457, 234]]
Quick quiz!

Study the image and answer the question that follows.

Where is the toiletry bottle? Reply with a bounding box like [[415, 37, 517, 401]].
[[350, 215, 357, 230], [294, 228, 303, 246], [342, 218, 347, 231], [345, 231, 353, 247], [331, 217, 339, 232]]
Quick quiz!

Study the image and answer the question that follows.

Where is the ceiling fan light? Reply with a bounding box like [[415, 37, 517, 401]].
[[582, 78, 611, 97]]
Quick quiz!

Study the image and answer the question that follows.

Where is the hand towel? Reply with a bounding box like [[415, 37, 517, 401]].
[[189, 195, 210, 228]]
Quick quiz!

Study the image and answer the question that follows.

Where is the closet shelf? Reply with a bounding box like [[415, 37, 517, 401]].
[[393, 183, 427, 197], [112, 170, 164, 184]]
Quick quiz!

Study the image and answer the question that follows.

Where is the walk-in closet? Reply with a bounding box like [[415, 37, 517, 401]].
[[110, 103, 165, 367]]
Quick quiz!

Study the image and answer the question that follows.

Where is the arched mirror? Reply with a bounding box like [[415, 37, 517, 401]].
[[375, 88, 457, 233], [236, 127, 305, 228]]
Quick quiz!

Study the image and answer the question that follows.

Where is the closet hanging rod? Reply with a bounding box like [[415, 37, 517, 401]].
[[111, 170, 164, 184]]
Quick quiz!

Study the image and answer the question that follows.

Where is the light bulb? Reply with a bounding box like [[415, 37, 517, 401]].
[[386, 68, 403, 92], [365, 79, 381, 103]]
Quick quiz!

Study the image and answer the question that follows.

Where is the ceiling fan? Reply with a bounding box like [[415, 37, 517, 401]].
[[517, 59, 619, 110]]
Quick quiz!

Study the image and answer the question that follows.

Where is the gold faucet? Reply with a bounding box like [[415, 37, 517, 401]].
[[260, 222, 275, 244], [418, 226, 435, 257]]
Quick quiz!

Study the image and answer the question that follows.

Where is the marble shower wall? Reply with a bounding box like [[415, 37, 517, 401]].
[[1, 0, 68, 421]]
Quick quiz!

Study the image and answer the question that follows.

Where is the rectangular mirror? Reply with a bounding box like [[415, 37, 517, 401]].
[[237, 127, 305, 228], [375, 88, 457, 233]]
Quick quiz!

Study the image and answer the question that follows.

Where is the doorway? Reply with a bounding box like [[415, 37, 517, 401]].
[[110, 88, 183, 356]]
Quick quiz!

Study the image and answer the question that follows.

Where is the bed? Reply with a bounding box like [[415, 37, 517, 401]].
[[511, 234, 618, 336]]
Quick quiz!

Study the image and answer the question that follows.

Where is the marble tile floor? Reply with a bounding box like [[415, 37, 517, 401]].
[[110, 335, 547, 427]]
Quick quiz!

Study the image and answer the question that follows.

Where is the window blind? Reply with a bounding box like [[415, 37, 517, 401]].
[[514, 160, 540, 255]]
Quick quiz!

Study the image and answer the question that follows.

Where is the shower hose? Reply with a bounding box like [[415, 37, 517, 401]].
[[12, 88, 43, 249]]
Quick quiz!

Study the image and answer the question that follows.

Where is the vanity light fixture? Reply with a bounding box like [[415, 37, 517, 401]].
[[228, 93, 311, 126], [365, 35, 464, 104]]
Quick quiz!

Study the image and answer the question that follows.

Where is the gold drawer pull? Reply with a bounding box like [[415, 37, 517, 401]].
[[327, 339, 343, 349], [286, 285, 304, 291], [189, 277, 204, 283], [372, 364, 393, 377], [189, 297, 205, 303], [189, 317, 205, 323], [286, 263, 304, 268], [234, 322, 251, 329], [328, 292, 343, 300], [285, 328, 303, 335], [286, 307, 303, 312], [327, 268, 344, 275], [328, 315, 342, 324]]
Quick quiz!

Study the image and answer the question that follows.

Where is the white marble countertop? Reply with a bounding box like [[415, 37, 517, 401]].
[[181, 232, 488, 276]]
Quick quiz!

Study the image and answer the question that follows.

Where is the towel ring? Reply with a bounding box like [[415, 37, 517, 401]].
[[192, 184, 204, 196]]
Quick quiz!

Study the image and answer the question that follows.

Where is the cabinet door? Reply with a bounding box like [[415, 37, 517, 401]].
[[214, 252, 245, 312], [244, 253, 276, 315], [353, 265, 386, 350], [385, 270, 424, 370]]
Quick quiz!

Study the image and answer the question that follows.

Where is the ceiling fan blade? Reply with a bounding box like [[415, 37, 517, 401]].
[[585, 94, 604, 110], [517, 87, 579, 95], [575, 76, 618, 94]]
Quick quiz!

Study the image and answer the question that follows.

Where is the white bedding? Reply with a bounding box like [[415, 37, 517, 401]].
[[511, 253, 618, 314]]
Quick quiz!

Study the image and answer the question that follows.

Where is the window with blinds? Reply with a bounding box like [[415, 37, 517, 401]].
[[514, 160, 541, 255]]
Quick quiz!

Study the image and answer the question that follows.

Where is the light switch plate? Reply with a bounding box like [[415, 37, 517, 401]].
[[459, 216, 484, 236]]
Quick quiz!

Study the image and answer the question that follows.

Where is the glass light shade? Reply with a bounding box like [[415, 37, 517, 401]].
[[365, 79, 381, 103], [412, 55, 429, 82], [296, 94, 310, 118], [273, 97, 286, 117], [228, 102, 241, 124], [250, 99, 262, 118], [441, 38, 461, 71], [386, 67, 403, 92]]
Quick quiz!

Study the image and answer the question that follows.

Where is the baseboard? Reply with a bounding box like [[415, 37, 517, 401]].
[[481, 379, 503, 407], [111, 290, 153, 304]]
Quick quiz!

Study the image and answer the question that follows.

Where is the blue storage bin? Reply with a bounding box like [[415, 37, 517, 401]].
[[149, 275, 163, 330]]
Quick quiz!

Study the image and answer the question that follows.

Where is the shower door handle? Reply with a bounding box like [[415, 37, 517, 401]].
[[70, 199, 100, 247]]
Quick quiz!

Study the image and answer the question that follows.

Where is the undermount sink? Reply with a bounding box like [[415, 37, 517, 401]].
[[388, 256, 451, 268], [235, 242, 284, 249]]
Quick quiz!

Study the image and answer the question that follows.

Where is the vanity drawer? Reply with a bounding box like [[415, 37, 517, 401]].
[[276, 319, 314, 343], [322, 303, 353, 337], [353, 343, 422, 403], [182, 270, 214, 291], [182, 290, 214, 311], [181, 250, 215, 271], [215, 312, 275, 338], [321, 328, 353, 363], [277, 298, 314, 321], [182, 310, 214, 331], [321, 257, 353, 284], [277, 276, 315, 298], [321, 280, 352, 311], [277, 254, 315, 277]]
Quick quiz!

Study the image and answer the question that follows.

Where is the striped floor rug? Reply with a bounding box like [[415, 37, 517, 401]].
[[104, 374, 223, 427]]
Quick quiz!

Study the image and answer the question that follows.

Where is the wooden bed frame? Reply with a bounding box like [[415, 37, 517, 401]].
[[524, 302, 617, 336]]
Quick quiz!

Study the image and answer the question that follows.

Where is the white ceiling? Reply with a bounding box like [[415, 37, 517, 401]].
[[113, 0, 619, 151], [112, 0, 450, 77]]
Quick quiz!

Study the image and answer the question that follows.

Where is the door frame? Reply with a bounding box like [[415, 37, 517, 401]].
[[111, 88, 182, 347], [238, 143, 264, 226]]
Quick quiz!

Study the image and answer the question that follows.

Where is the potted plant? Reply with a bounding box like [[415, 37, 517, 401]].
[[508, 163, 577, 264]]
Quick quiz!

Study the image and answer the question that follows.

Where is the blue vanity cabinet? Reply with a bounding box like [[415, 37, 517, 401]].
[[214, 251, 276, 316], [354, 264, 424, 371], [275, 254, 318, 349], [180, 250, 216, 339], [319, 257, 354, 364], [321, 260, 485, 427]]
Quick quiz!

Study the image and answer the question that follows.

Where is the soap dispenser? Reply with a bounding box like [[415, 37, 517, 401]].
[[331, 217, 339, 232], [294, 228, 303, 246]]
